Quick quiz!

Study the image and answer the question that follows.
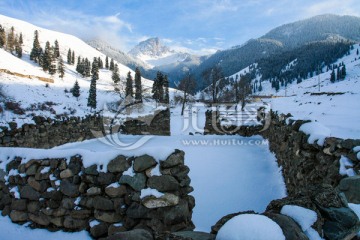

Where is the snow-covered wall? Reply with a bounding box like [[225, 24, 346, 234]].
[[0, 149, 194, 239], [0, 110, 170, 148], [204, 110, 360, 239]]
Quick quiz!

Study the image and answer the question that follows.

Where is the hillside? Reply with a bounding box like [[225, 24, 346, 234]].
[[0, 14, 176, 128], [192, 14, 360, 90], [201, 44, 360, 139]]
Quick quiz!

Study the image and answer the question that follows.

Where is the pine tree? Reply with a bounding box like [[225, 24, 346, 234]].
[[54, 40, 60, 58], [72, 80, 80, 100], [48, 52, 57, 76], [71, 51, 75, 64], [67, 49, 72, 64], [84, 58, 91, 77], [19, 33, 23, 45], [105, 56, 109, 69], [87, 75, 97, 109], [330, 69, 335, 83], [110, 58, 115, 71], [98, 57, 103, 69], [258, 81, 263, 91], [152, 71, 164, 102], [58, 56, 65, 78], [125, 71, 133, 98], [42, 41, 52, 72], [357, 49, 359, 55], [342, 65, 346, 79], [0, 24, 6, 48], [7, 26, 15, 52], [336, 67, 341, 81], [76, 56, 81, 73], [14, 35, 22, 58], [91, 57, 99, 80], [112, 64, 120, 83], [134, 67, 142, 102], [30, 30, 42, 63], [164, 75, 169, 104]]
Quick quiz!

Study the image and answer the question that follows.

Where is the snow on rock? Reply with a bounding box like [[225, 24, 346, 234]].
[[216, 214, 285, 240], [339, 156, 356, 177], [299, 122, 331, 146], [9, 186, 20, 199], [89, 220, 101, 228], [106, 182, 121, 188], [0, 212, 92, 240], [348, 204, 360, 237], [140, 188, 164, 199], [280, 205, 323, 240]]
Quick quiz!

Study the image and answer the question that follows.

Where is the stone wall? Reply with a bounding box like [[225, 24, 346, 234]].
[[0, 109, 170, 148], [205, 110, 360, 239], [0, 149, 194, 239], [262, 112, 360, 196]]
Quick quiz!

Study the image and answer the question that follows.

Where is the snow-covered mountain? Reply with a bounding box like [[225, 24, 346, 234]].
[[87, 39, 158, 80], [192, 14, 360, 90], [128, 37, 192, 68], [0, 14, 179, 128]]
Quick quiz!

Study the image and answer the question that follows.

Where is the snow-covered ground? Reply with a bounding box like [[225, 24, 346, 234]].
[[0, 14, 182, 128], [0, 105, 286, 237], [260, 46, 360, 139]]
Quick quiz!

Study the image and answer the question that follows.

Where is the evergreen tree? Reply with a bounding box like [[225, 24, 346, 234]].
[[19, 33, 23, 45], [125, 71, 133, 98], [14, 35, 22, 58], [336, 67, 341, 80], [48, 52, 57, 76], [164, 75, 169, 104], [258, 81, 263, 91], [71, 80, 80, 100], [98, 57, 103, 69], [76, 56, 81, 73], [84, 58, 91, 77], [342, 65, 346, 79], [42, 41, 52, 72], [105, 56, 109, 69], [110, 58, 115, 71], [152, 71, 164, 102], [7, 26, 15, 52], [330, 69, 335, 83], [134, 67, 142, 102], [54, 40, 60, 58], [67, 49, 72, 64], [30, 30, 42, 63], [71, 51, 75, 64], [91, 57, 99, 80], [0, 24, 6, 48], [58, 56, 65, 78], [112, 64, 120, 83], [87, 74, 97, 109], [357, 49, 359, 55]]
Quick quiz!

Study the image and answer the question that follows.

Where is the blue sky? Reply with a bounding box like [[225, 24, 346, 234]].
[[0, 0, 359, 55]]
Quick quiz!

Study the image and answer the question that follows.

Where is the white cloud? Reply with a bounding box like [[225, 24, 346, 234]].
[[305, 0, 360, 17]]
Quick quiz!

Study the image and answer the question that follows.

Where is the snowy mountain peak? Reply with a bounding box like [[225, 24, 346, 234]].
[[128, 37, 173, 59]]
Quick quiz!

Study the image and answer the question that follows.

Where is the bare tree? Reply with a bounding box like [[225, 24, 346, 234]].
[[178, 72, 196, 116], [238, 74, 252, 111]]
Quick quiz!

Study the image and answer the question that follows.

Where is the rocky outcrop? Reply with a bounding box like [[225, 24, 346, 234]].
[[0, 150, 194, 239], [0, 109, 170, 148]]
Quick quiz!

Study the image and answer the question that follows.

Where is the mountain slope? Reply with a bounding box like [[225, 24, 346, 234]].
[[0, 14, 175, 128], [87, 39, 158, 80], [193, 14, 360, 90]]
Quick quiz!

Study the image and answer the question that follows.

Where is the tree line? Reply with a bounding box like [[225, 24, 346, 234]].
[[0, 24, 23, 58]]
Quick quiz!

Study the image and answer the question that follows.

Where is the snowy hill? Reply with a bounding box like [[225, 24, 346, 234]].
[[0, 14, 178, 128], [192, 14, 360, 90], [201, 45, 360, 139]]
